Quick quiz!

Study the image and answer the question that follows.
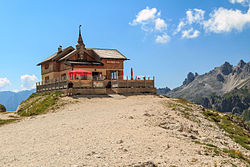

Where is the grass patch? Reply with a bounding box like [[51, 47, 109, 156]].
[[202, 110, 250, 150], [18, 91, 63, 117], [163, 101, 201, 123], [193, 140, 218, 148], [175, 97, 193, 105], [224, 148, 250, 164], [194, 140, 250, 164], [0, 119, 17, 126]]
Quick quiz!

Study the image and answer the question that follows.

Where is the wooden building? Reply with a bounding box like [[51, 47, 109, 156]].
[[36, 26, 156, 95], [37, 26, 128, 83]]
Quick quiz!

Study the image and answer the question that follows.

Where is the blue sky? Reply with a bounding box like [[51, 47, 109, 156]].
[[0, 0, 249, 91]]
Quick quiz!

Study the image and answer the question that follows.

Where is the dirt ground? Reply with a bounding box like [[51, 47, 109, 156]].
[[0, 95, 248, 167]]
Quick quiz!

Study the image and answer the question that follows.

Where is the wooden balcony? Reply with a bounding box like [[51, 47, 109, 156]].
[[36, 78, 156, 94]]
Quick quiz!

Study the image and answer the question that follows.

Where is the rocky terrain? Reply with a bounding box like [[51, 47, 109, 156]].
[[157, 87, 171, 95], [0, 94, 249, 166], [166, 60, 250, 127], [168, 60, 249, 102]]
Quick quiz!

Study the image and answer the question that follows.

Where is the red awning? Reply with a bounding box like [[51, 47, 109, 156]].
[[68, 69, 92, 75]]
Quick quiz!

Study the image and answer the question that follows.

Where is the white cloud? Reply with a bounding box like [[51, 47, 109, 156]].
[[175, 21, 186, 34], [203, 7, 250, 33], [155, 33, 171, 43], [21, 74, 38, 90], [186, 9, 205, 25], [229, 0, 250, 5], [182, 28, 200, 38], [0, 78, 10, 89], [130, 7, 158, 25], [130, 7, 169, 44], [130, 7, 167, 32], [155, 18, 167, 31], [175, 9, 205, 36]]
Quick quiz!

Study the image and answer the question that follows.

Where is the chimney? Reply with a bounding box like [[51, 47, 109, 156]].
[[58, 45, 62, 53]]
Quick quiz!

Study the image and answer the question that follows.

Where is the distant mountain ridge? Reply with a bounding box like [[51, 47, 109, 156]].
[[0, 89, 35, 111], [165, 60, 250, 127], [168, 60, 250, 102]]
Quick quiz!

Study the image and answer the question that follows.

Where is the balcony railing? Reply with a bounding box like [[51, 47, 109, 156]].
[[36, 78, 155, 93]]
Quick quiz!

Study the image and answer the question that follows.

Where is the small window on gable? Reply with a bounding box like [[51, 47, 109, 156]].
[[45, 64, 49, 69], [45, 76, 49, 83]]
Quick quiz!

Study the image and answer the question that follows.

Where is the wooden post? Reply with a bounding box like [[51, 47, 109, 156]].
[[126, 76, 128, 88], [153, 76, 155, 88], [144, 77, 146, 88]]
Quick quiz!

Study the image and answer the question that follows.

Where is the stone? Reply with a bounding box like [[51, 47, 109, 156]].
[[128, 116, 134, 119], [116, 140, 124, 144], [190, 135, 198, 140]]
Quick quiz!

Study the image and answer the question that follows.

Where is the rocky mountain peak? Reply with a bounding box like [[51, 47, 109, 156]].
[[237, 60, 246, 68], [221, 61, 233, 75], [183, 72, 198, 85], [168, 60, 250, 103]]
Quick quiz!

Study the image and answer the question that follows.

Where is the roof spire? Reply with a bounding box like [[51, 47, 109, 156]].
[[78, 25, 84, 45]]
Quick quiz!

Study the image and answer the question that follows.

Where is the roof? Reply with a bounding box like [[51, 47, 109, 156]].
[[58, 49, 78, 61], [37, 46, 74, 65], [91, 48, 128, 60], [38, 47, 128, 66]]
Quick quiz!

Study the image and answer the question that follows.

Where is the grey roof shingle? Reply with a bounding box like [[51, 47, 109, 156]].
[[91, 49, 127, 60], [37, 46, 74, 65], [58, 49, 78, 61]]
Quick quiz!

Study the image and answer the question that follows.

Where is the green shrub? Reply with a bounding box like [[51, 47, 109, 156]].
[[0, 104, 6, 112], [202, 110, 250, 150], [0, 119, 17, 126]]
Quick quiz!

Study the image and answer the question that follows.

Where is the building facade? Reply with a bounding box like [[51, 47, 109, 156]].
[[37, 26, 128, 84]]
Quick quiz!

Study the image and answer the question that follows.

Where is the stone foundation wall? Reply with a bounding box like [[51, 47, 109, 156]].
[[112, 88, 156, 94]]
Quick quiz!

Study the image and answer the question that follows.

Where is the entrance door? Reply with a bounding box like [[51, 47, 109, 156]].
[[92, 72, 99, 80], [109, 71, 118, 80]]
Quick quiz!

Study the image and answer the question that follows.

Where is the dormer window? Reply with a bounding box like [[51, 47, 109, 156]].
[[78, 53, 86, 61]]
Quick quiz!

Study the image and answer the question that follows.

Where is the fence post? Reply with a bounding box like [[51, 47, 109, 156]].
[[153, 76, 155, 88]]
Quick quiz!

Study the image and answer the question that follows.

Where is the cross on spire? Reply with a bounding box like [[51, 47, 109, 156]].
[[78, 25, 84, 45]]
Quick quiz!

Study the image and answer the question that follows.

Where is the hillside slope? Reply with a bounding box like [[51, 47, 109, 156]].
[[0, 89, 35, 111], [0, 94, 249, 166], [168, 60, 250, 102]]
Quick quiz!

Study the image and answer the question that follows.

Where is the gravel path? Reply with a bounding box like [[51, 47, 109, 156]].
[[0, 95, 247, 167]]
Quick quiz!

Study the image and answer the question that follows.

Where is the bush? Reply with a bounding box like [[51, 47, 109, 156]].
[[0, 104, 6, 112]]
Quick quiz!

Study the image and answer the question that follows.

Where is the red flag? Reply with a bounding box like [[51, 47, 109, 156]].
[[131, 68, 133, 80], [121, 70, 124, 80]]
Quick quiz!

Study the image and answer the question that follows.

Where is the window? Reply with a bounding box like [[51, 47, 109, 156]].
[[61, 74, 66, 81], [45, 76, 49, 83], [45, 64, 49, 69]]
